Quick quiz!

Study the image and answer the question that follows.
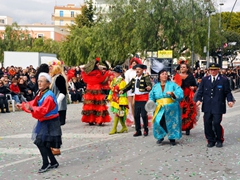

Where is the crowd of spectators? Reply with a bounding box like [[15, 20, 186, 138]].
[[193, 66, 240, 90], [0, 65, 86, 113], [1, 63, 239, 114]]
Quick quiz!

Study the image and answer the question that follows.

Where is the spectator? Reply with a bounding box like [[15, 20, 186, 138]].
[[18, 78, 33, 101], [28, 75, 38, 95], [0, 80, 10, 113], [9, 78, 21, 104]]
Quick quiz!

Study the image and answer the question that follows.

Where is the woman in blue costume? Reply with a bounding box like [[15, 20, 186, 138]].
[[149, 69, 184, 145]]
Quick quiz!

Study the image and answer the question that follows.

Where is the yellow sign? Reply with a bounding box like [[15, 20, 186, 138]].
[[157, 50, 173, 58]]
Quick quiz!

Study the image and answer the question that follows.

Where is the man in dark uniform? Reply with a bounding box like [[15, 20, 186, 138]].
[[196, 63, 234, 148], [120, 64, 152, 137]]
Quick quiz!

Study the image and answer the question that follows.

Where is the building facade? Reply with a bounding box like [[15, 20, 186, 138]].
[[0, 24, 69, 42], [52, 4, 82, 27], [0, 16, 13, 25]]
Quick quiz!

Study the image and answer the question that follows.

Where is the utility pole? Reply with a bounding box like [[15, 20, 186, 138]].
[[206, 10, 211, 68], [191, 0, 195, 70]]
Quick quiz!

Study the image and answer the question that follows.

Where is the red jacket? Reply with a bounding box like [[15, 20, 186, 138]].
[[10, 84, 20, 94]]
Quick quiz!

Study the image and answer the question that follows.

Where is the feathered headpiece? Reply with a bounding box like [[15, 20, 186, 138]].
[[48, 60, 64, 66]]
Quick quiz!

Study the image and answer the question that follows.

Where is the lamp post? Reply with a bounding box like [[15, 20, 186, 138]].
[[219, 3, 224, 68], [206, 10, 211, 68], [191, 0, 195, 69], [219, 3, 224, 29]]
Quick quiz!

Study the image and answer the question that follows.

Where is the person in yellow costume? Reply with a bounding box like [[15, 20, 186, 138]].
[[107, 65, 128, 135]]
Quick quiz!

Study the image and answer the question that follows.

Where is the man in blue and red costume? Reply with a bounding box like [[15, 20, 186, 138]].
[[196, 63, 235, 148], [17, 72, 62, 173]]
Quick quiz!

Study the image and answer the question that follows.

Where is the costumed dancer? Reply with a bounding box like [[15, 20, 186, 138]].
[[124, 57, 142, 127], [174, 61, 198, 135], [107, 65, 128, 135], [49, 60, 67, 156], [81, 57, 111, 125], [49, 60, 68, 126], [149, 69, 184, 145], [120, 64, 152, 137], [16, 73, 61, 173]]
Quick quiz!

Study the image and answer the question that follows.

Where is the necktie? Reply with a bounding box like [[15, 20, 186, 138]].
[[136, 79, 140, 88], [212, 77, 215, 84]]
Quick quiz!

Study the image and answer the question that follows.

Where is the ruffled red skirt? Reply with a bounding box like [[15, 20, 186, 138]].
[[81, 89, 111, 124], [180, 88, 197, 131]]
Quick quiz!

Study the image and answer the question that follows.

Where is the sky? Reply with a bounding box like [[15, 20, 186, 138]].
[[0, 0, 239, 25]]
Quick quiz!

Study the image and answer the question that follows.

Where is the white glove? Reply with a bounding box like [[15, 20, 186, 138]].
[[57, 93, 65, 105]]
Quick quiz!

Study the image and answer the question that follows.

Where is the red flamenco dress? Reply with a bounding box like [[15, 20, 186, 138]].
[[174, 73, 198, 132], [81, 69, 111, 125]]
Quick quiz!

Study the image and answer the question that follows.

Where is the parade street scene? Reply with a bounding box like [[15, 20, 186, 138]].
[[1, 0, 240, 180], [0, 89, 239, 180]]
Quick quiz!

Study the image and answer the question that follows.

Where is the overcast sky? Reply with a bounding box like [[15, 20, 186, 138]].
[[0, 0, 239, 25]]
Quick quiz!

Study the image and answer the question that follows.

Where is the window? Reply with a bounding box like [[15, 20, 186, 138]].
[[37, 34, 44, 38], [71, 11, 74, 17], [71, 20, 75, 25], [0, 19, 4, 24], [60, 20, 64, 26], [60, 10, 64, 17]]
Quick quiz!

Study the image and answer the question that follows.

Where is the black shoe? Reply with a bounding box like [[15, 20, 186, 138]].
[[170, 139, 176, 146], [216, 142, 223, 148], [89, 123, 94, 126], [207, 142, 215, 148], [144, 128, 148, 136], [186, 129, 190, 135], [38, 164, 51, 173], [49, 162, 59, 169], [156, 138, 164, 144], [133, 131, 142, 137], [1, 111, 5, 113], [6, 110, 10, 113]]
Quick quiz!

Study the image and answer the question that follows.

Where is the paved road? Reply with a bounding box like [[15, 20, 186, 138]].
[[0, 91, 240, 180]]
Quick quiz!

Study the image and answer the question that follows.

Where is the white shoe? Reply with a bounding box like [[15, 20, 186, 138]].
[[131, 125, 135, 128]]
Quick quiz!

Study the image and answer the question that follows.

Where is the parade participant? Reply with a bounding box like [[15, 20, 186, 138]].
[[174, 62, 198, 135], [81, 58, 111, 125], [107, 65, 128, 135], [120, 64, 152, 137], [35, 63, 49, 91], [49, 60, 68, 126], [196, 63, 234, 148], [49, 60, 67, 156], [16, 73, 61, 173], [149, 69, 183, 145], [124, 57, 142, 127]]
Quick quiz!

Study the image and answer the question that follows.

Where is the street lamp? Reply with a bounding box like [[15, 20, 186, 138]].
[[219, 3, 224, 68], [219, 3, 224, 29], [206, 10, 211, 68]]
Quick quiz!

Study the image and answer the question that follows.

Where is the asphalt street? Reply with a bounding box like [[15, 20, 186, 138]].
[[0, 91, 240, 180]]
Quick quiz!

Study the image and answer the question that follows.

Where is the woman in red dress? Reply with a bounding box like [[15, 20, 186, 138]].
[[174, 62, 198, 135], [81, 58, 111, 125]]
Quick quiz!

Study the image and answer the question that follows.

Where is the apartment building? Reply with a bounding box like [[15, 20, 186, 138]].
[[52, 4, 82, 27], [0, 16, 13, 25], [0, 23, 69, 42]]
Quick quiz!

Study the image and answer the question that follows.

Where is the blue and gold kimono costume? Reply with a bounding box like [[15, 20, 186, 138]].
[[149, 81, 184, 140]]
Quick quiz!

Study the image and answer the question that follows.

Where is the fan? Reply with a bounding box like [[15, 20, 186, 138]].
[[145, 100, 156, 112]]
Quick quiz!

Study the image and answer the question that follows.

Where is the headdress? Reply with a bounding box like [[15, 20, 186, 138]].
[[48, 60, 64, 66], [133, 64, 147, 70], [38, 72, 52, 83], [112, 65, 123, 73], [209, 63, 220, 70]]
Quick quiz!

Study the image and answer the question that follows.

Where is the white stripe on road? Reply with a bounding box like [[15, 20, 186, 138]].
[[0, 133, 110, 139], [0, 133, 126, 169]]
